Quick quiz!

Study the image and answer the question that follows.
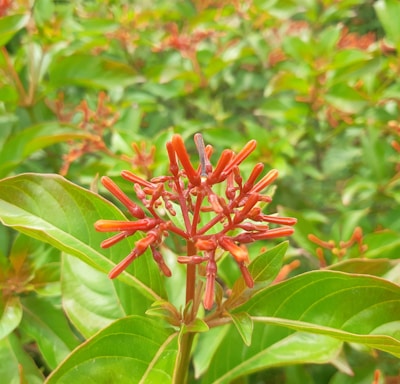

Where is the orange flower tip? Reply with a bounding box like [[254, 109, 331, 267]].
[[251, 169, 279, 193], [94, 218, 157, 232], [171, 134, 201, 185], [177, 256, 206, 264], [120, 170, 154, 188], [220, 238, 249, 262]]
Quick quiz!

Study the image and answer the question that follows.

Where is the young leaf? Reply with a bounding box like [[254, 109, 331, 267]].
[[46, 316, 178, 384], [0, 295, 22, 339]]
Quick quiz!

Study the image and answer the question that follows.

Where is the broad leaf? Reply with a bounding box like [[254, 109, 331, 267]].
[[0, 173, 166, 305], [375, 0, 400, 50], [0, 14, 29, 46], [0, 333, 44, 384], [201, 270, 400, 383], [19, 296, 81, 370], [48, 54, 139, 89], [45, 316, 178, 384], [0, 123, 94, 178], [62, 253, 126, 338]]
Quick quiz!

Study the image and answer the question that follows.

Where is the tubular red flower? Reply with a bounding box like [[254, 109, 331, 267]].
[[234, 193, 259, 223], [166, 141, 179, 176], [243, 163, 264, 192], [195, 238, 217, 251], [121, 170, 155, 189], [151, 246, 172, 277], [101, 176, 145, 219], [259, 215, 297, 226], [171, 134, 200, 185], [251, 169, 279, 193], [250, 226, 295, 240], [100, 231, 134, 248], [220, 140, 257, 178], [238, 262, 254, 288], [208, 149, 234, 183], [94, 218, 158, 232], [108, 249, 139, 279], [204, 258, 217, 310], [177, 255, 207, 264], [219, 237, 249, 263]]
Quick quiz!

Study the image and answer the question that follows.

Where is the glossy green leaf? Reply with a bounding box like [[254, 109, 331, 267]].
[[0, 14, 29, 46], [46, 316, 178, 384], [19, 296, 80, 369], [0, 173, 166, 305], [0, 295, 22, 339], [62, 253, 125, 338], [327, 258, 399, 278], [0, 333, 44, 384], [0, 123, 94, 178], [375, 0, 400, 50], [48, 54, 139, 89], [201, 271, 400, 383]]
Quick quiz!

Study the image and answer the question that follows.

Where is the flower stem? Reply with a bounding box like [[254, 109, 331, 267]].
[[173, 240, 197, 384]]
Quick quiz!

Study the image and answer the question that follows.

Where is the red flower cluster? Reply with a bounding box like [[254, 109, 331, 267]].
[[95, 133, 296, 309]]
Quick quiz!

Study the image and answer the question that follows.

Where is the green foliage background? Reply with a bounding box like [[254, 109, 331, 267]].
[[0, 0, 400, 383]]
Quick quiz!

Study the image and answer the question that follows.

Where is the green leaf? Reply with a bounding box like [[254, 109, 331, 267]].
[[224, 242, 287, 309], [46, 316, 178, 384], [202, 271, 400, 383], [229, 312, 253, 346], [0, 173, 166, 305], [327, 258, 399, 278], [62, 253, 126, 338], [0, 14, 29, 46], [0, 295, 22, 339], [0, 123, 94, 178], [0, 333, 44, 384], [48, 54, 139, 89], [19, 296, 80, 369], [375, 0, 400, 50]]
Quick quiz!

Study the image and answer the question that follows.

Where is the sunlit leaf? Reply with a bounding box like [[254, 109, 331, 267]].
[[201, 271, 400, 383], [46, 316, 178, 384], [0, 174, 166, 305]]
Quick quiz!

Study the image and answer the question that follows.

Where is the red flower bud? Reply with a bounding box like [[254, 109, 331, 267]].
[[219, 237, 249, 263], [171, 134, 200, 186], [259, 215, 297, 226], [250, 226, 294, 240], [100, 231, 134, 248], [243, 163, 264, 192], [239, 262, 254, 288], [251, 169, 279, 193], [208, 149, 234, 183], [220, 140, 257, 179], [101, 176, 145, 219], [121, 170, 155, 189], [204, 258, 217, 310], [94, 218, 158, 232]]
